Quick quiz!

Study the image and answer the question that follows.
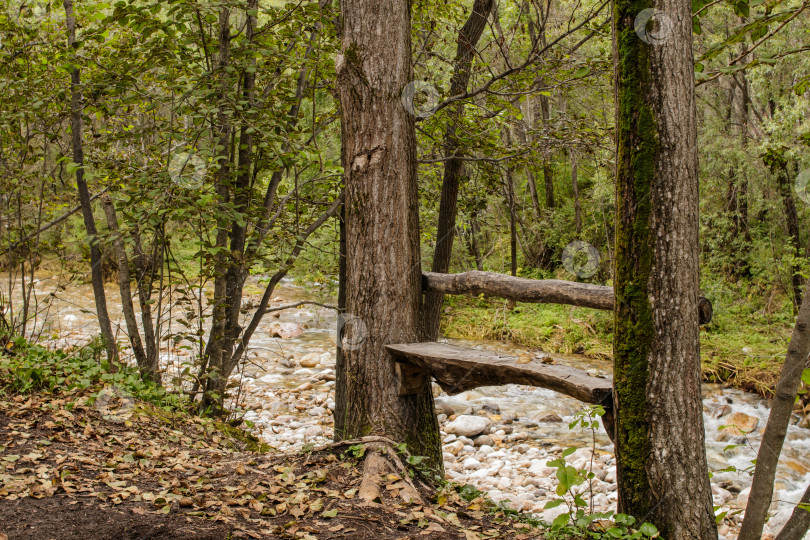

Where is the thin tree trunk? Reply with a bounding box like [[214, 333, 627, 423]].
[[131, 230, 158, 371], [64, 0, 118, 367], [526, 167, 543, 218], [422, 0, 494, 342], [539, 95, 555, 209], [202, 7, 233, 413], [768, 154, 803, 310], [738, 279, 810, 540], [334, 0, 442, 470], [775, 484, 810, 540], [506, 170, 518, 277], [467, 214, 484, 271], [222, 0, 258, 370], [101, 196, 160, 384], [612, 0, 717, 535], [572, 151, 581, 235]]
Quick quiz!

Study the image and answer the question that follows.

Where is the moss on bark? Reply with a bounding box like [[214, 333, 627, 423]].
[[612, 0, 658, 517]]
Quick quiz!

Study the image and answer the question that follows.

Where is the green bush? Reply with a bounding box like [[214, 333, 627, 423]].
[[0, 335, 187, 413]]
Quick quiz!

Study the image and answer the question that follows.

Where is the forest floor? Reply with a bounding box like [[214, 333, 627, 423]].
[[0, 387, 546, 540], [441, 292, 799, 398]]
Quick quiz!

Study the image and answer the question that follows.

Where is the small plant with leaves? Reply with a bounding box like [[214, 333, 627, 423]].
[[395, 442, 442, 483], [543, 405, 660, 538]]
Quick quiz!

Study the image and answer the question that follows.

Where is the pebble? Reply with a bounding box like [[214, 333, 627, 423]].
[[463, 457, 481, 470], [474, 435, 495, 447], [299, 352, 320, 368], [446, 415, 491, 437]]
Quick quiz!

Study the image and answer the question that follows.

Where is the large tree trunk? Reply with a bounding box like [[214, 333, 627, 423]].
[[738, 279, 810, 540], [612, 0, 717, 536], [334, 0, 442, 471], [422, 0, 493, 342], [64, 0, 118, 367]]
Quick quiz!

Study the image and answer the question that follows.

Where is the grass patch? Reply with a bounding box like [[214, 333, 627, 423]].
[[441, 282, 796, 397]]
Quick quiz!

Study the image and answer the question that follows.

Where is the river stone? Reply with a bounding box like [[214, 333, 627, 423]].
[[299, 352, 320, 368], [736, 486, 751, 508], [713, 404, 732, 418], [445, 440, 464, 456], [763, 507, 793, 537], [537, 413, 563, 423], [799, 415, 810, 429], [269, 322, 304, 339], [482, 403, 501, 415], [474, 434, 495, 447], [722, 412, 759, 436], [446, 415, 490, 437], [272, 414, 297, 426], [462, 457, 481, 470], [435, 401, 455, 417]]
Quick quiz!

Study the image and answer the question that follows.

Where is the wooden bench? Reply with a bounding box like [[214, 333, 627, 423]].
[[387, 342, 616, 442]]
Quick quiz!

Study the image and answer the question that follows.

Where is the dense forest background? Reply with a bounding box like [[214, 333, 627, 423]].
[[0, 0, 808, 390]]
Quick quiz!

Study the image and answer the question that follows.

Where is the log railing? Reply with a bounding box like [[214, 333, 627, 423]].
[[422, 270, 713, 324]]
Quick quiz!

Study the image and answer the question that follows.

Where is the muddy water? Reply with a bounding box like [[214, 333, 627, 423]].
[[3, 273, 809, 537]]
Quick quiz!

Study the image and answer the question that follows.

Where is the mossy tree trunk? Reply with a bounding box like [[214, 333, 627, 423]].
[[612, 0, 717, 537], [334, 0, 442, 472]]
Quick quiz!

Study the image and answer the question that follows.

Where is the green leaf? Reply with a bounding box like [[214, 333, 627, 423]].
[[552, 513, 570, 528], [572, 66, 590, 79], [639, 522, 658, 536], [322, 508, 338, 518], [544, 499, 565, 509]]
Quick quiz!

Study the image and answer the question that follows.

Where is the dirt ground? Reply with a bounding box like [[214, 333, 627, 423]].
[[0, 390, 542, 539]]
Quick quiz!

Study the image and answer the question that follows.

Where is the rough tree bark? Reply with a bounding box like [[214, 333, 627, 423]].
[[64, 0, 118, 367], [334, 0, 442, 470], [738, 279, 810, 540], [612, 0, 717, 536], [422, 0, 494, 342]]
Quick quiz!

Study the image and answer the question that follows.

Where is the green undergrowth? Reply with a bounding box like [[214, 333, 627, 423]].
[[0, 335, 186, 408], [441, 281, 796, 397], [0, 334, 272, 454]]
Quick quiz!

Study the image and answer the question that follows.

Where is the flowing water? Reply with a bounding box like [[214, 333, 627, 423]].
[[3, 273, 809, 538]]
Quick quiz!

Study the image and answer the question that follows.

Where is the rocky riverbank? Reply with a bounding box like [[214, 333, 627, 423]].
[[231, 342, 810, 540]]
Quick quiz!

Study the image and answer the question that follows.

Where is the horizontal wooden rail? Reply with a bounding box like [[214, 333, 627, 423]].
[[422, 270, 713, 324]]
